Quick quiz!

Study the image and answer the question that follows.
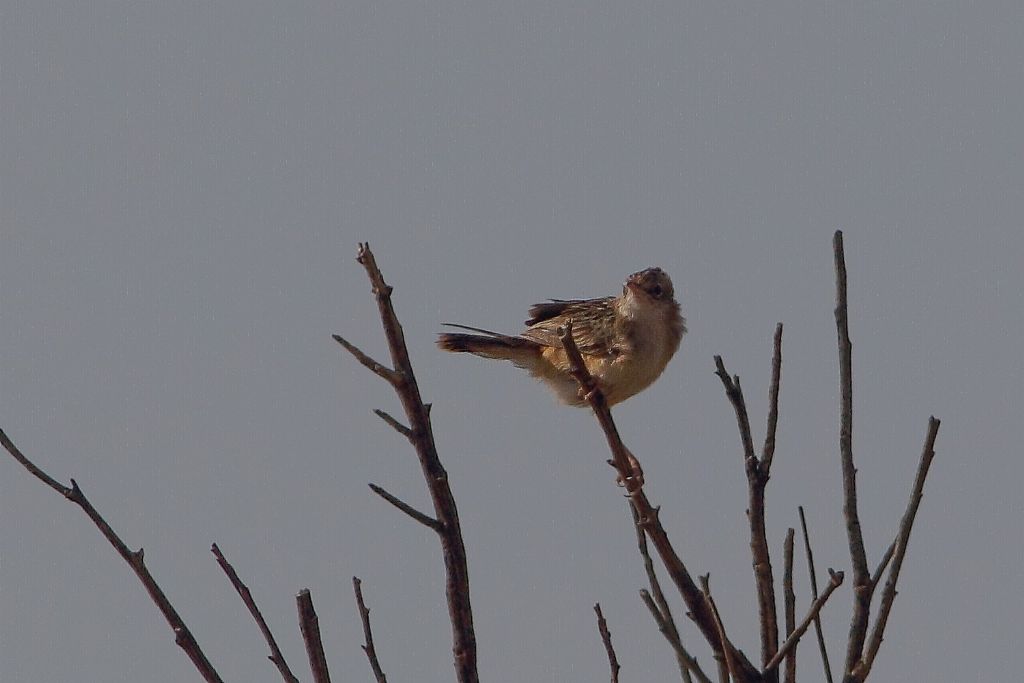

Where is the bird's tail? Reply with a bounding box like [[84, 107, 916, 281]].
[[437, 324, 541, 364]]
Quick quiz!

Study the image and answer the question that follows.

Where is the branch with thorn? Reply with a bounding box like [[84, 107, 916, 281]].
[[335, 242, 478, 683], [558, 323, 761, 682]]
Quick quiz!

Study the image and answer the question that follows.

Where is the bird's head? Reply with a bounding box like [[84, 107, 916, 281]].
[[624, 267, 675, 303]]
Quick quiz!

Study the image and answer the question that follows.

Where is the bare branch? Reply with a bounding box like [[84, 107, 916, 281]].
[[558, 321, 638, 489], [559, 329, 761, 682], [594, 603, 621, 683], [0, 429, 224, 683], [297, 589, 331, 683], [853, 417, 941, 682], [332, 334, 403, 386], [700, 576, 738, 683], [373, 409, 412, 439], [211, 543, 299, 683], [765, 569, 845, 674], [798, 506, 834, 683], [870, 541, 896, 593], [715, 349, 780, 675], [354, 577, 388, 683], [762, 323, 783, 472], [344, 243, 477, 683], [713, 357, 758, 465], [640, 591, 706, 683], [631, 505, 709, 683], [833, 230, 872, 676], [368, 483, 442, 531], [783, 529, 796, 683]]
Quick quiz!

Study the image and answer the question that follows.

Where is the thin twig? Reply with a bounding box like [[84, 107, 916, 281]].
[[297, 589, 331, 683], [783, 529, 796, 683], [833, 230, 872, 677], [765, 569, 845, 673], [0, 429, 223, 683], [701, 576, 738, 683], [712, 358, 758, 464], [373, 409, 412, 439], [632, 505, 709, 683], [332, 334, 403, 386], [368, 483, 442, 531], [869, 541, 896, 592], [594, 603, 621, 683], [853, 418, 941, 682], [342, 243, 477, 683], [715, 350, 780, 676], [559, 328, 761, 682], [354, 577, 388, 683], [762, 322, 784, 473], [640, 592, 703, 683], [211, 543, 299, 683], [799, 506, 834, 683]]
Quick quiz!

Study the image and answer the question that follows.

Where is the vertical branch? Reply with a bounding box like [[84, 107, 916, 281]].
[[714, 323, 784, 679], [354, 577, 388, 683], [594, 603, 621, 683], [296, 589, 331, 683], [762, 323, 784, 472], [834, 230, 872, 676], [799, 506, 835, 683], [337, 243, 478, 683], [782, 529, 796, 683]]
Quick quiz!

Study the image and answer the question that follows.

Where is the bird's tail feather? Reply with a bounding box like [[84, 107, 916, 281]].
[[437, 327, 541, 363]]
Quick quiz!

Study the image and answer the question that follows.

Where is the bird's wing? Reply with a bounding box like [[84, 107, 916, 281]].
[[521, 297, 617, 354]]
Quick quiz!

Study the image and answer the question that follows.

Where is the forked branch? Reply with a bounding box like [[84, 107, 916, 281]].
[[850, 418, 941, 682], [833, 231, 872, 676], [713, 323, 784, 678], [337, 243, 477, 683], [833, 231, 942, 682], [558, 325, 761, 683]]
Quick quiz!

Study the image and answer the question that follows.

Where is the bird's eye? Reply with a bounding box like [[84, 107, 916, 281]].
[[649, 284, 663, 298]]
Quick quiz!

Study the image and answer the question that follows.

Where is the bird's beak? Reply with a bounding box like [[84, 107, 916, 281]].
[[624, 272, 643, 293]]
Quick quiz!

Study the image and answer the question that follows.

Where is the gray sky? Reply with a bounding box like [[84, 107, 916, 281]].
[[2, 2, 1021, 681]]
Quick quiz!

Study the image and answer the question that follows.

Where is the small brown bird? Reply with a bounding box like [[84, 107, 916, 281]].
[[437, 268, 686, 407]]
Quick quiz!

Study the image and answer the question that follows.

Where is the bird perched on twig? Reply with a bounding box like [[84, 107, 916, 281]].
[[437, 268, 686, 407]]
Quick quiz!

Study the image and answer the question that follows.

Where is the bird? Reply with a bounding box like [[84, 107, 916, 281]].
[[437, 267, 686, 407]]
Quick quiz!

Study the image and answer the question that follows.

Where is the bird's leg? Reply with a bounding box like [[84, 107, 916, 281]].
[[609, 446, 645, 488]]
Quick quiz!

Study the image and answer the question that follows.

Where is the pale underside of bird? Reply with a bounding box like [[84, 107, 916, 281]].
[[437, 268, 686, 407]]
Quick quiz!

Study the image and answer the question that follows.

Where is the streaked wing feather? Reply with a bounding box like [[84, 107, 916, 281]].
[[521, 297, 616, 354]]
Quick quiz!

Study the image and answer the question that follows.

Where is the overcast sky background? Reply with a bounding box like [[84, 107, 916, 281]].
[[2, 2, 1022, 681]]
